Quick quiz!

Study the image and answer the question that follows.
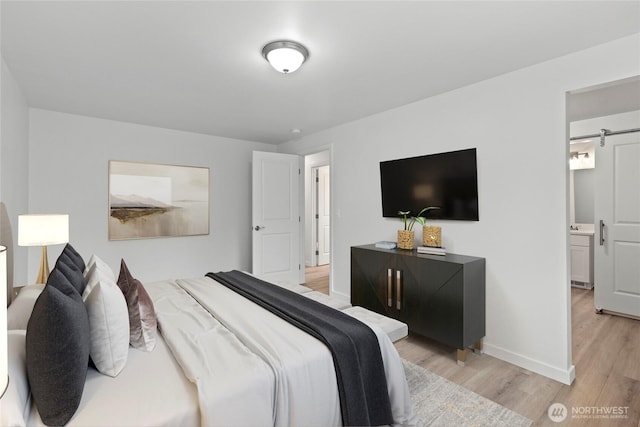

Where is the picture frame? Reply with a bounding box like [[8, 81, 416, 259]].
[[108, 160, 210, 240]]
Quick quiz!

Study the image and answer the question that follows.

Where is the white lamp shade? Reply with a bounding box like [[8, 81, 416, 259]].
[[1, 245, 7, 397], [266, 48, 305, 73], [18, 214, 69, 247]]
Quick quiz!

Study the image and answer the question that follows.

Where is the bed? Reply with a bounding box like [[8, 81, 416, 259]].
[[2, 244, 419, 427]]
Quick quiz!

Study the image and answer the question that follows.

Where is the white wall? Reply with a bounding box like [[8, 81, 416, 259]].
[[27, 109, 276, 283], [280, 33, 640, 384], [1, 58, 30, 287]]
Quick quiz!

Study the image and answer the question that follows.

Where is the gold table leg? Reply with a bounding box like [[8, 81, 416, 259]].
[[457, 349, 467, 367], [457, 338, 484, 366], [473, 338, 484, 354]]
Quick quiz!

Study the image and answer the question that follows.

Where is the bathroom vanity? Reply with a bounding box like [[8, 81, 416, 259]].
[[570, 224, 594, 289]]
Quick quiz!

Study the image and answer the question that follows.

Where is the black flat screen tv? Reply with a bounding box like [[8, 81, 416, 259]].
[[380, 148, 479, 221]]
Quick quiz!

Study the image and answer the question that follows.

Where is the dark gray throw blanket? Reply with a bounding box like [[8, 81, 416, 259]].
[[207, 270, 393, 427]]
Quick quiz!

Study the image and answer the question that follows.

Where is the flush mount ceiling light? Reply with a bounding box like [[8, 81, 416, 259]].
[[262, 40, 309, 74]]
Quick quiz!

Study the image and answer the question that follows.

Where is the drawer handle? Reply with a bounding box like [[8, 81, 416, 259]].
[[396, 270, 402, 310], [387, 269, 393, 307]]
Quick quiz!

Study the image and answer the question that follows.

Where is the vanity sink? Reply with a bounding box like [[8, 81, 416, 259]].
[[570, 229, 594, 236], [570, 223, 595, 235]]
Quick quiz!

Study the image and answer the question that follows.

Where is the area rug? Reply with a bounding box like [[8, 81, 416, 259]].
[[403, 359, 533, 427]]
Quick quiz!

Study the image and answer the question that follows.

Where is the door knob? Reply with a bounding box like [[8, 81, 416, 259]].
[[254, 225, 266, 231]]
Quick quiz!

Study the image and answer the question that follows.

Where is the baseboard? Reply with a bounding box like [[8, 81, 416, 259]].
[[484, 343, 576, 385], [331, 289, 351, 303]]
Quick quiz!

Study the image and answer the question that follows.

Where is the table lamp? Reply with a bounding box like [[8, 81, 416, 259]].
[[1, 245, 7, 398], [18, 214, 69, 284]]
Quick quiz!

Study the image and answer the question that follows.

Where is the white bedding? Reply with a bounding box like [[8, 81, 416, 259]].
[[19, 275, 417, 427], [167, 277, 343, 427], [155, 276, 417, 427], [27, 331, 200, 427], [145, 279, 277, 427]]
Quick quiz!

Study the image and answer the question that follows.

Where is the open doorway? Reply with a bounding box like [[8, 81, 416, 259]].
[[567, 76, 640, 304], [566, 76, 640, 383], [311, 164, 330, 266], [304, 150, 331, 294]]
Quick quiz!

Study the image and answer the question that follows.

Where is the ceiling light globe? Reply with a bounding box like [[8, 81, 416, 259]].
[[262, 41, 309, 74], [267, 48, 304, 73]]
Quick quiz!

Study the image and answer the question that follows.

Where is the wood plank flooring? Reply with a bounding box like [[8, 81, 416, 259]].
[[304, 264, 330, 294], [304, 265, 640, 426]]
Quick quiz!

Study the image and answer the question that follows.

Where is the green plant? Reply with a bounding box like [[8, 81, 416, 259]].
[[398, 207, 439, 231], [398, 210, 412, 230]]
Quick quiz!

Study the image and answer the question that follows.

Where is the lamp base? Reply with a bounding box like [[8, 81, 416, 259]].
[[36, 246, 50, 284]]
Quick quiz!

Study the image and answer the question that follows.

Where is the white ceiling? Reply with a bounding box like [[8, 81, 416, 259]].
[[2, 1, 639, 144]]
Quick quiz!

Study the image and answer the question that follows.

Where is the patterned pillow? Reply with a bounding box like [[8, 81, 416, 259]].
[[116, 259, 157, 352], [26, 268, 90, 426]]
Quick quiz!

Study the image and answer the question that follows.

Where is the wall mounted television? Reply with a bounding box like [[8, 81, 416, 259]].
[[380, 148, 479, 221]]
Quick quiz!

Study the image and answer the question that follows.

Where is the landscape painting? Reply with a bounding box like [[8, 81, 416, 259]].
[[108, 161, 209, 240]]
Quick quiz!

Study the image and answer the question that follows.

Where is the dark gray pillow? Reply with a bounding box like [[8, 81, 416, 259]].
[[61, 243, 85, 273], [55, 255, 85, 295], [26, 268, 90, 426]]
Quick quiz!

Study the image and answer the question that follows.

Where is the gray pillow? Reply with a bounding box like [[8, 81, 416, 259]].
[[55, 254, 86, 295], [26, 268, 90, 426], [61, 243, 86, 272]]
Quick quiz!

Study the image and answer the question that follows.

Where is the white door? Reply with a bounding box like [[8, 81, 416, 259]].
[[315, 165, 330, 265], [594, 132, 640, 318], [252, 151, 300, 285]]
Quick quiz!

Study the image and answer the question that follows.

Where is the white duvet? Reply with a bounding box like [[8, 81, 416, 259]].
[[147, 276, 418, 427]]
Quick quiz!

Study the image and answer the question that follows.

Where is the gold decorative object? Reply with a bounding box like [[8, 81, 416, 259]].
[[423, 225, 442, 248], [397, 230, 415, 250]]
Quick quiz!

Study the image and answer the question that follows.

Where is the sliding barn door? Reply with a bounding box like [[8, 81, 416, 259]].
[[594, 132, 640, 318]]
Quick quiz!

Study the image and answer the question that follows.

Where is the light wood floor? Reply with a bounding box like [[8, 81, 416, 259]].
[[304, 264, 331, 294], [304, 265, 640, 426]]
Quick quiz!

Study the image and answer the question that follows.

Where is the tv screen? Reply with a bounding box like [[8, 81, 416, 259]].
[[380, 148, 479, 221]]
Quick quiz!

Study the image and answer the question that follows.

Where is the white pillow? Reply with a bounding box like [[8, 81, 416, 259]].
[[83, 254, 116, 282], [83, 254, 97, 276], [82, 259, 130, 377], [7, 284, 45, 330], [0, 331, 31, 427]]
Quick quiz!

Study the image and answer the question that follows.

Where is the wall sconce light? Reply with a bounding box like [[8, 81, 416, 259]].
[[262, 40, 309, 74], [569, 151, 589, 160], [18, 214, 69, 284]]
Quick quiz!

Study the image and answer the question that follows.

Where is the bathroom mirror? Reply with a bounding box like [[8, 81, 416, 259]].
[[569, 140, 595, 170]]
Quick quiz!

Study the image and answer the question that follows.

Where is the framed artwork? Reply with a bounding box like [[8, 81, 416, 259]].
[[108, 160, 209, 240]]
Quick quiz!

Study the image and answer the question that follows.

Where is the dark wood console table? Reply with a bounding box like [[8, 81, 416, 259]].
[[351, 244, 486, 365]]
